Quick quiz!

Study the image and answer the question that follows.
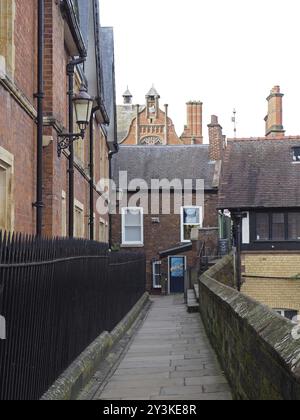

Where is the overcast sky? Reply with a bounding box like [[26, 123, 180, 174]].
[[101, 0, 300, 142]]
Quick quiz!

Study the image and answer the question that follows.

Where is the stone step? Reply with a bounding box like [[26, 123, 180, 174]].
[[194, 284, 199, 302], [187, 289, 199, 313]]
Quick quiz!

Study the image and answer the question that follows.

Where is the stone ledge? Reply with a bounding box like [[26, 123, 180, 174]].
[[0, 75, 36, 120], [199, 257, 300, 400], [41, 292, 149, 400]]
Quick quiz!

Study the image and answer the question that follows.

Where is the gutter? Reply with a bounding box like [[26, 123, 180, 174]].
[[60, 0, 87, 57]]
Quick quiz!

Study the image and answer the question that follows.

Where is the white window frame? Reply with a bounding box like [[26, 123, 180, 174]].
[[274, 309, 298, 323], [61, 191, 67, 237], [74, 199, 84, 239], [153, 261, 162, 289], [180, 206, 203, 243], [122, 207, 144, 246], [0, 146, 14, 232]]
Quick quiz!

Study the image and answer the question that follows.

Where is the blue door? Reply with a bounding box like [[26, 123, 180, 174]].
[[169, 257, 185, 293]]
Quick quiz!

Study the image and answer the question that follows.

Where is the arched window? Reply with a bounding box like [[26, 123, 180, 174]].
[[140, 136, 162, 146], [0, 0, 16, 78]]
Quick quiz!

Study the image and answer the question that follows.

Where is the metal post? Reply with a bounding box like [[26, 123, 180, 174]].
[[66, 57, 86, 238], [67, 66, 75, 238], [89, 115, 94, 240], [89, 107, 99, 241], [35, 0, 45, 236], [108, 152, 113, 248]]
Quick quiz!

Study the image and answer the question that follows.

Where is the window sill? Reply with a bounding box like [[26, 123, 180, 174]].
[[253, 240, 300, 243], [121, 243, 144, 248]]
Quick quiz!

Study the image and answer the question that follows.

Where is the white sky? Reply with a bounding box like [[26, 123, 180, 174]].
[[101, 0, 300, 142]]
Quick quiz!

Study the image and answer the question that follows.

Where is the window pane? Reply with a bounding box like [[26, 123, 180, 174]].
[[125, 209, 141, 226], [288, 213, 300, 240], [293, 147, 300, 162], [153, 263, 161, 288], [183, 208, 200, 224], [256, 213, 269, 241], [272, 213, 285, 241], [184, 225, 198, 241], [0, 168, 7, 230], [285, 310, 298, 321], [125, 226, 142, 243]]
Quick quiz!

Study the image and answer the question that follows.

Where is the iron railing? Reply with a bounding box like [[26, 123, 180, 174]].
[[0, 232, 146, 400]]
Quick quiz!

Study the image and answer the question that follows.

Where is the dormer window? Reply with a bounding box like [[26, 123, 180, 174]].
[[292, 147, 300, 162]]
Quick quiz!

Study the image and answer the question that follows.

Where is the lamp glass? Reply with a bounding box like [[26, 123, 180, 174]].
[[73, 85, 94, 132]]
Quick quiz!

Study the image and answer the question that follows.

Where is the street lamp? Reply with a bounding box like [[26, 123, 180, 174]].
[[57, 84, 94, 157]]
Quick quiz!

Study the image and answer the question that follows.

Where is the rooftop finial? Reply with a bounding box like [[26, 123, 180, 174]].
[[123, 86, 133, 105], [232, 109, 237, 138], [146, 85, 160, 98]]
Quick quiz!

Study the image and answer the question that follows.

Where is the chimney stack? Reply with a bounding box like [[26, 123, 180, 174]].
[[181, 101, 203, 145], [265, 86, 285, 138], [208, 115, 224, 161]]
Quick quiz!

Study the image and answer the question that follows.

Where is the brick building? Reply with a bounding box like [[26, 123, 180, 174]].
[[0, 0, 117, 241], [219, 86, 300, 319], [117, 86, 204, 146], [112, 89, 225, 292]]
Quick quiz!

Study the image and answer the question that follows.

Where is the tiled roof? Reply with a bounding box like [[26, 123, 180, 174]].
[[146, 86, 160, 97], [100, 27, 117, 147], [116, 105, 145, 144], [112, 145, 217, 191], [123, 88, 132, 97], [218, 137, 300, 209]]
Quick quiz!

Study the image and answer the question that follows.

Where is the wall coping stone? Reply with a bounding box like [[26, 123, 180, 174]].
[[199, 257, 300, 400], [42, 292, 150, 400]]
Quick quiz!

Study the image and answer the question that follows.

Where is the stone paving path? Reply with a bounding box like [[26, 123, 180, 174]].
[[93, 295, 232, 401]]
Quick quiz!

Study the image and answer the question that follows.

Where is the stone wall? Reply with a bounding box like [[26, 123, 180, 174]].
[[206, 254, 234, 287], [199, 258, 300, 400]]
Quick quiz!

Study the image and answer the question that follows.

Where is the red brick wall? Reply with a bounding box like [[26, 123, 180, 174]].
[[0, 0, 37, 234], [208, 115, 224, 161], [14, 0, 37, 103], [0, 0, 110, 239], [181, 102, 203, 145], [42, 1, 110, 239], [111, 191, 219, 291], [122, 107, 182, 145]]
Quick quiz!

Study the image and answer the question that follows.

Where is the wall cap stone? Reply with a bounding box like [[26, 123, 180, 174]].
[[42, 292, 150, 400]]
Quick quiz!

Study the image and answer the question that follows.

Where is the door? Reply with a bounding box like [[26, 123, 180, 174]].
[[169, 257, 186, 294]]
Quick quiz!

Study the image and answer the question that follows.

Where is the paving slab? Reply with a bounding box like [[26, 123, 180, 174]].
[[86, 295, 232, 401]]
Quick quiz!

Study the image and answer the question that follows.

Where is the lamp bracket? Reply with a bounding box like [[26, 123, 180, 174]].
[[57, 131, 84, 157]]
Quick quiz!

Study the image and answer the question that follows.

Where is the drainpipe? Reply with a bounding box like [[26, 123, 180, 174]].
[[67, 57, 85, 238], [35, 0, 45, 237], [232, 211, 245, 292], [89, 106, 100, 241], [108, 148, 118, 248]]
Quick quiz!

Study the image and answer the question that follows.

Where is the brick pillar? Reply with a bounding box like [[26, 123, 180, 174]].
[[181, 101, 203, 145], [208, 115, 224, 161], [265, 86, 285, 138]]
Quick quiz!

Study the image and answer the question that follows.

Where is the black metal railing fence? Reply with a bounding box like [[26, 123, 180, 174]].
[[0, 231, 146, 400]]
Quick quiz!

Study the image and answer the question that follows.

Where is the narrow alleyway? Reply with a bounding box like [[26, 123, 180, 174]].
[[88, 295, 232, 401]]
